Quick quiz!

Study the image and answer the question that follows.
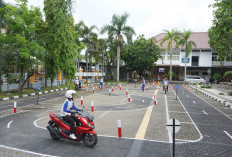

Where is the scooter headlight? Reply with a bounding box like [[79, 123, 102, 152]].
[[83, 119, 95, 129]]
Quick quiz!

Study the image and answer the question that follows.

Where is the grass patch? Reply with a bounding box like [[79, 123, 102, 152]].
[[228, 91, 232, 96], [219, 92, 224, 95], [105, 81, 126, 84], [201, 85, 212, 88]]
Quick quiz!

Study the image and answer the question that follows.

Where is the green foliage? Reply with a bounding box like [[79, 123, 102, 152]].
[[228, 91, 232, 96], [209, 0, 232, 62], [101, 12, 135, 82], [219, 92, 224, 95], [2, 0, 44, 90], [123, 35, 160, 76], [201, 85, 212, 88], [213, 73, 222, 81], [167, 72, 175, 80], [224, 71, 232, 80], [160, 29, 180, 81], [44, 0, 84, 87]]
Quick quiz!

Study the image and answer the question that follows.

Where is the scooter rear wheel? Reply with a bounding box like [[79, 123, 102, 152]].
[[83, 133, 98, 147]]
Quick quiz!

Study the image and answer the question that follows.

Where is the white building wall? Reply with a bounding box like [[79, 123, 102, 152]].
[[179, 52, 192, 67], [198, 52, 212, 67]]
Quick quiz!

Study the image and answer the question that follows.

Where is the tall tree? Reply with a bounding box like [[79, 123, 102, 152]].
[[44, 0, 81, 88], [160, 29, 180, 81], [123, 35, 160, 77], [209, 0, 232, 63], [101, 12, 135, 82], [179, 29, 196, 80], [0, 0, 6, 91], [75, 21, 97, 82], [3, 0, 44, 92]]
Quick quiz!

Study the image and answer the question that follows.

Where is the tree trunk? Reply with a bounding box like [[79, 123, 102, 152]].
[[117, 45, 120, 82], [95, 54, 97, 83], [86, 49, 88, 83], [18, 65, 24, 93], [51, 78, 53, 89], [170, 48, 172, 81], [19, 73, 33, 92], [184, 56, 187, 80]]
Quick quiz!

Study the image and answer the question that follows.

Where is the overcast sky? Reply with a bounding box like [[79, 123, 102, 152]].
[[4, 0, 215, 39]]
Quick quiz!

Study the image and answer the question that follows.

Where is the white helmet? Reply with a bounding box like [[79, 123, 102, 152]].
[[65, 90, 76, 98]]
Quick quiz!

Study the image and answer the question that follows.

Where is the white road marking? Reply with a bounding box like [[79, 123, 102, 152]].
[[203, 110, 208, 115], [165, 94, 172, 143], [172, 89, 203, 142], [186, 95, 189, 98], [99, 111, 108, 118], [0, 144, 58, 157], [193, 101, 196, 104], [7, 120, 13, 128], [33, 117, 46, 130], [188, 89, 232, 120], [120, 98, 127, 103], [224, 131, 232, 139]]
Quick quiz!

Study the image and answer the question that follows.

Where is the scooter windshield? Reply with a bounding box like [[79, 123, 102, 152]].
[[81, 109, 90, 118], [81, 109, 94, 121]]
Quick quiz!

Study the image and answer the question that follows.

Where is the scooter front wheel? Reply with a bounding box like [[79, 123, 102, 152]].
[[83, 133, 98, 147]]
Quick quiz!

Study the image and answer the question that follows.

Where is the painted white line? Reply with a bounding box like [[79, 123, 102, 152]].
[[7, 120, 13, 128], [23, 95, 28, 97], [193, 101, 196, 104], [31, 93, 35, 96], [3, 97, 9, 100], [120, 98, 127, 103], [169, 111, 187, 114], [0, 144, 59, 157], [99, 111, 108, 118], [13, 96, 19, 99], [188, 89, 232, 120], [186, 95, 189, 98], [33, 117, 46, 130], [224, 131, 232, 139], [203, 110, 208, 115], [97, 134, 169, 143], [165, 94, 172, 143], [172, 89, 203, 143]]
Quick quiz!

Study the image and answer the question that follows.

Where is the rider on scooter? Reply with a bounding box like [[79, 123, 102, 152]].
[[60, 90, 80, 139], [162, 78, 169, 91]]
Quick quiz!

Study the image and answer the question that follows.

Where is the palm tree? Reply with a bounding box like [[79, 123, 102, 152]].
[[75, 21, 97, 82], [160, 29, 180, 81], [179, 29, 196, 80], [100, 12, 135, 82]]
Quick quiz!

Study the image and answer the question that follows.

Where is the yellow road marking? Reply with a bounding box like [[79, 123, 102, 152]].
[[135, 89, 158, 139]]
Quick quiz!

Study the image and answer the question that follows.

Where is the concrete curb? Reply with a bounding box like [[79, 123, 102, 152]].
[[0, 88, 68, 102], [190, 85, 232, 108]]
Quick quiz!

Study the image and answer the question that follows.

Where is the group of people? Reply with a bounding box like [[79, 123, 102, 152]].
[[141, 77, 169, 91]]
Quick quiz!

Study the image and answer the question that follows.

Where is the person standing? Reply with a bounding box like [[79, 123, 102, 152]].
[[142, 77, 145, 91], [99, 77, 104, 89]]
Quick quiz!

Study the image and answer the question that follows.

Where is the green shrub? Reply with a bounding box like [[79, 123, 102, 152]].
[[228, 91, 232, 96], [167, 72, 175, 80], [219, 93, 224, 95], [213, 73, 222, 82], [224, 71, 232, 80], [201, 85, 212, 88]]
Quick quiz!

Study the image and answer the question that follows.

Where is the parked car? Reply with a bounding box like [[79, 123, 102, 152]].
[[184, 75, 205, 84]]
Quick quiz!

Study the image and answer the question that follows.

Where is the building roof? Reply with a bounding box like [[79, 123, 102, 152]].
[[154, 32, 211, 50]]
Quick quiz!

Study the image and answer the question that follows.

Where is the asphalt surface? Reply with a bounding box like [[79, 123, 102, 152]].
[[0, 83, 231, 157]]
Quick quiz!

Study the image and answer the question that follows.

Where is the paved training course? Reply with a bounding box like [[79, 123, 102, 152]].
[[0, 83, 231, 157]]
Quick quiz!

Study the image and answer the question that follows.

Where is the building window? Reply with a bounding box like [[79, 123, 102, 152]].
[[192, 50, 200, 52], [212, 52, 218, 61], [201, 49, 211, 52]]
